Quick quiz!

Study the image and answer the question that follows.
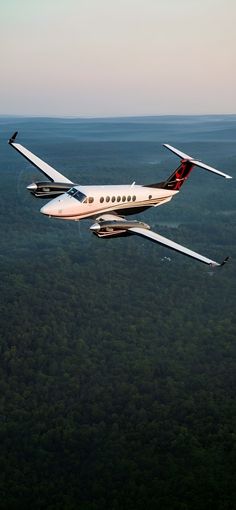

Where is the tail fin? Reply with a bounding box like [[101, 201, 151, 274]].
[[146, 144, 232, 190], [161, 159, 194, 190]]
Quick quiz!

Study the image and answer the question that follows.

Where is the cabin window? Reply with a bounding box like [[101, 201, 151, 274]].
[[85, 196, 94, 204], [132, 195, 136, 201], [117, 196, 121, 202], [149, 195, 152, 199], [100, 197, 104, 203], [106, 196, 110, 202], [127, 195, 131, 202], [111, 196, 116, 202], [122, 196, 126, 202]]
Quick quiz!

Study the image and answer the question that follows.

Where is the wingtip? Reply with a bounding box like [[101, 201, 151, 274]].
[[209, 256, 230, 268], [8, 131, 18, 144], [220, 256, 230, 267]]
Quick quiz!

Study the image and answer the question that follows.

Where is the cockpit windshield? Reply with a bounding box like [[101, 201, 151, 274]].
[[67, 188, 86, 202]]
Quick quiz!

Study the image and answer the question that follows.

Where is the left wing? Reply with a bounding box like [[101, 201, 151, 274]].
[[91, 214, 228, 267], [8, 131, 73, 184], [129, 227, 228, 267]]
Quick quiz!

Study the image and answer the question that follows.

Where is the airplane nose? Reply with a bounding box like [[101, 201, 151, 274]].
[[40, 204, 52, 216], [40, 195, 78, 217], [40, 200, 63, 216]]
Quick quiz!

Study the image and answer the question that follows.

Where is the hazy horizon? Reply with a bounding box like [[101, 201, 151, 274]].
[[1, 113, 236, 120]]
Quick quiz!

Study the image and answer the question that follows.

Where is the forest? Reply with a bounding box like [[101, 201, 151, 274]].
[[0, 115, 236, 509]]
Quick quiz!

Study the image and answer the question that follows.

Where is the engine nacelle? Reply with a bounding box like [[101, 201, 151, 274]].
[[90, 219, 150, 238], [26, 181, 73, 199]]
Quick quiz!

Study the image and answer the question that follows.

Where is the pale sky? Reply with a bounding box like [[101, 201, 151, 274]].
[[0, 0, 235, 116]]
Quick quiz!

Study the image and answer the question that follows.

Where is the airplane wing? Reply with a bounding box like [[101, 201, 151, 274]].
[[129, 227, 228, 267], [8, 132, 73, 184], [91, 214, 228, 267]]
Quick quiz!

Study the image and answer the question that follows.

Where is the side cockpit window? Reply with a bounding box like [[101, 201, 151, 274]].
[[68, 188, 86, 202]]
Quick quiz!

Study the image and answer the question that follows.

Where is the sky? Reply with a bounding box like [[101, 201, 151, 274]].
[[0, 0, 235, 117]]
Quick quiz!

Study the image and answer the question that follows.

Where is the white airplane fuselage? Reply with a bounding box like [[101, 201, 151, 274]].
[[40, 184, 177, 220]]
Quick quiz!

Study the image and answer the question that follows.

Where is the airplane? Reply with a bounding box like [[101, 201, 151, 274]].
[[9, 131, 232, 267]]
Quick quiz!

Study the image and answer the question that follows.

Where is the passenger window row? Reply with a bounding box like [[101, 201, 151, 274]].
[[83, 195, 151, 204], [100, 195, 136, 203]]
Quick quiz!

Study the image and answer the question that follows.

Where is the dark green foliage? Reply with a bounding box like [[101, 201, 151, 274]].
[[0, 116, 236, 509]]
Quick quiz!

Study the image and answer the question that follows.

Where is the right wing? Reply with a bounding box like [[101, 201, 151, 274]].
[[129, 226, 229, 267], [8, 131, 73, 184]]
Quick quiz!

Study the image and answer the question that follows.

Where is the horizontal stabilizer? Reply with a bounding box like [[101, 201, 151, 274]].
[[189, 159, 232, 179], [164, 144, 193, 161], [163, 144, 232, 179]]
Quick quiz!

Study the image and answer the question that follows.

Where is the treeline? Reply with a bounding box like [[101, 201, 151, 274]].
[[0, 224, 235, 509]]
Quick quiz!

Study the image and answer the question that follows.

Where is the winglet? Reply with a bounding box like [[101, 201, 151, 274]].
[[8, 131, 18, 144], [210, 256, 230, 268], [220, 256, 230, 267]]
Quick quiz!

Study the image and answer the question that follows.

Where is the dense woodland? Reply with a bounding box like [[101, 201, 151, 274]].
[[0, 116, 236, 509]]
